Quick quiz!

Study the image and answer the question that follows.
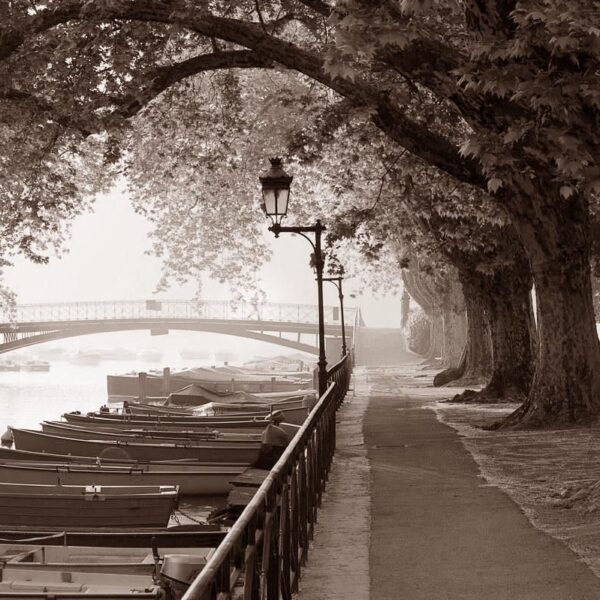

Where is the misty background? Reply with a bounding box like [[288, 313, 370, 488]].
[[2, 184, 401, 362]]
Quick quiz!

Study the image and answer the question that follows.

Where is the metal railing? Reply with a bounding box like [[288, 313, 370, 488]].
[[181, 353, 353, 600], [0, 300, 357, 327]]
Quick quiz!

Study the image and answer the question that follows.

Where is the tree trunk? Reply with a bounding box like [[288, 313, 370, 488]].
[[433, 308, 468, 386], [450, 257, 534, 403], [481, 264, 535, 401], [450, 292, 492, 386], [498, 192, 600, 427], [424, 314, 443, 364], [441, 308, 467, 368]]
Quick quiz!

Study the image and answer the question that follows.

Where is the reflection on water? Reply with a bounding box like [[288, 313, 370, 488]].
[[0, 362, 111, 434]]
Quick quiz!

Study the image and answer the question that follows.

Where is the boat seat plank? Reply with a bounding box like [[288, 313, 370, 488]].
[[226, 487, 259, 508], [229, 468, 270, 487]]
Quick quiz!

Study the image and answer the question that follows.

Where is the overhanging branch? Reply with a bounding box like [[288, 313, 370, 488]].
[[113, 49, 273, 119]]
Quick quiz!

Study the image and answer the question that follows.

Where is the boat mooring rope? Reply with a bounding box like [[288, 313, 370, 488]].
[[173, 508, 205, 525]]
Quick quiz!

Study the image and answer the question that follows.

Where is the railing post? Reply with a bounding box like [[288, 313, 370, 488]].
[[280, 479, 292, 600], [297, 452, 309, 565], [290, 465, 301, 592], [216, 553, 231, 600], [243, 515, 259, 600]]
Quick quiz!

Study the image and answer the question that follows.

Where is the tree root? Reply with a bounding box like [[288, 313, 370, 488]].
[[433, 366, 462, 387], [445, 387, 525, 405]]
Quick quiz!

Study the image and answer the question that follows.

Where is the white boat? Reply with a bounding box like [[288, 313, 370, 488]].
[[0, 543, 215, 598], [0, 483, 178, 528], [0, 542, 213, 574], [0, 544, 214, 600]]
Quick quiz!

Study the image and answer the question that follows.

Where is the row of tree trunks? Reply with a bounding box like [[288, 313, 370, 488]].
[[431, 243, 535, 404], [402, 266, 467, 368], [431, 190, 600, 428]]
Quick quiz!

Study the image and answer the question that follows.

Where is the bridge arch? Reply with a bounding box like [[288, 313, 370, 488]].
[[0, 323, 321, 355]]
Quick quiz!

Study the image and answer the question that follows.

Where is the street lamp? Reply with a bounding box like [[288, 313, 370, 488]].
[[323, 272, 347, 357], [259, 158, 328, 397]]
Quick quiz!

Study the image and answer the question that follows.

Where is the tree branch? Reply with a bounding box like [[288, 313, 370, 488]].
[[113, 49, 273, 119]]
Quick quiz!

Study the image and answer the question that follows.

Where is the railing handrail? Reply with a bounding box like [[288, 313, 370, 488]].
[[0, 300, 358, 327], [181, 353, 352, 599], [326, 354, 348, 378]]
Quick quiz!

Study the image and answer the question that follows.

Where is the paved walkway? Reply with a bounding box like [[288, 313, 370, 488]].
[[299, 365, 600, 599]]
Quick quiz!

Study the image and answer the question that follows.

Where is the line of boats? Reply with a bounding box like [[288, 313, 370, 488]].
[[0, 379, 316, 598], [0, 360, 50, 372]]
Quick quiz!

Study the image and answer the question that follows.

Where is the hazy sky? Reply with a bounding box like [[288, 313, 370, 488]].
[[5, 186, 401, 328]]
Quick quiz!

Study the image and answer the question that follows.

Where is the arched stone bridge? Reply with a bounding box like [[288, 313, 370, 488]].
[[0, 300, 358, 355]]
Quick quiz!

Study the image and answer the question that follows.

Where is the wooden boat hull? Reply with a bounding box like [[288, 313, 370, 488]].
[[0, 483, 178, 528], [64, 411, 272, 426], [11, 428, 263, 464], [67, 404, 308, 425], [47, 419, 268, 435], [40, 421, 263, 444], [0, 525, 226, 547], [0, 460, 244, 495], [0, 446, 243, 467]]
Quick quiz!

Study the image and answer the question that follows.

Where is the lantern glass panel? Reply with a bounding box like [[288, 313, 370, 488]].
[[262, 189, 277, 215], [275, 188, 290, 217]]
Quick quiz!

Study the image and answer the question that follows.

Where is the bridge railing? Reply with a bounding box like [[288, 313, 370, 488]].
[[181, 353, 352, 600], [1, 300, 356, 327]]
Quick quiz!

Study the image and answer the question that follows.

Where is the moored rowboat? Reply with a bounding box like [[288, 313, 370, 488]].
[[0, 459, 245, 495], [64, 411, 274, 425], [11, 427, 264, 463], [0, 542, 213, 575], [0, 446, 243, 467], [0, 483, 178, 528], [40, 421, 264, 443], [47, 418, 269, 435]]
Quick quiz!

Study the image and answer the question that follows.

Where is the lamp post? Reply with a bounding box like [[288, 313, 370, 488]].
[[323, 274, 347, 357], [259, 158, 328, 397]]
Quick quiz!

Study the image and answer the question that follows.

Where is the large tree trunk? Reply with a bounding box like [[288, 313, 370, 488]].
[[445, 291, 493, 387], [450, 256, 534, 403], [424, 314, 443, 364], [499, 192, 600, 427], [433, 307, 468, 386], [441, 308, 467, 368], [481, 263, 535, 401]]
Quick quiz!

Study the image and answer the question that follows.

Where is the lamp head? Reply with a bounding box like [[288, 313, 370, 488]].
[[259, 158, 293, 226]]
